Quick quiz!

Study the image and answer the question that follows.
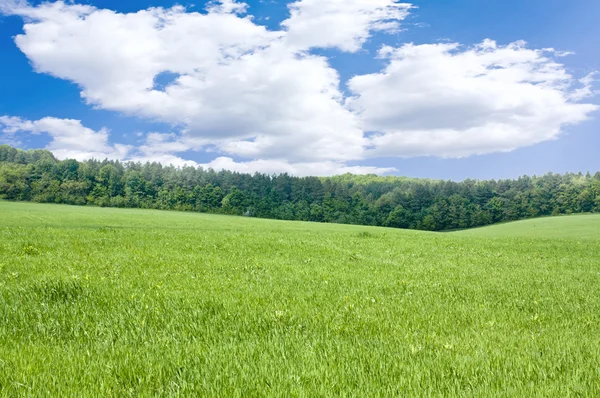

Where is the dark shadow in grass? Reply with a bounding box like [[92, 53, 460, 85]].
[[194, 299, 226, 320], [356, 231, 376, 238], [32, 279, 86, 303]]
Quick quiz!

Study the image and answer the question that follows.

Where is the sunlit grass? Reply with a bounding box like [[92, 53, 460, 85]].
[[1, 201, 599, 396], [456, 213, 600, 239]]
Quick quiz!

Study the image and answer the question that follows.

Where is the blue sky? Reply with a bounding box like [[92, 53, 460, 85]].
[[0, 0, 598, 179]]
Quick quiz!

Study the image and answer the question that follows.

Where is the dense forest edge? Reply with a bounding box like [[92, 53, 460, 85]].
[[1, 144, 599, 231]]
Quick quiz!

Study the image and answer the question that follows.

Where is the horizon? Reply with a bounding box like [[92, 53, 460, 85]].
[[4, 143, 600, 184]]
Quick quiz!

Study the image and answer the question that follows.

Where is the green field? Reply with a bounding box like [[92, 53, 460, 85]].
[[456, 214, 600, 239], [1, 201, 599, 396]]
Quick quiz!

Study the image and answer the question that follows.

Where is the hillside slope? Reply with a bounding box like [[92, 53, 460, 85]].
[[455, 214, 600, 239], [1, 201, 599, 396]]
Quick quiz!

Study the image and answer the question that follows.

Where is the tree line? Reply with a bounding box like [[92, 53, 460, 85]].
[[1, 144, 599, 231]]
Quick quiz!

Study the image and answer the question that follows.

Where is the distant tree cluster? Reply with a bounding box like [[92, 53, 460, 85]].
[[1, 145, 599, 231]]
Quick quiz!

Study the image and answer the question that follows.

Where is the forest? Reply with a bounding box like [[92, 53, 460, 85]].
[[1, 144, 599, 231]]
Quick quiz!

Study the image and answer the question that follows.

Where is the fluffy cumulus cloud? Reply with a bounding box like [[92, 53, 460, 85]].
[[282, 0, 412, 52], [0, 116, 203, 167], [0, 116, 131, 160], [4, 0, 373, 166], [347, 40, 599, 158], [0, 0, 598, 175]]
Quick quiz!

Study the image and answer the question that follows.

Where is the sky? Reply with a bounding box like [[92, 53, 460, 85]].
[[0, 0, 598, 180]]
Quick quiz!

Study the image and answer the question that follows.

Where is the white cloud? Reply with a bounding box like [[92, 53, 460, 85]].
[[0, 116, 131, 161], [131, 132, 199, 167], [1, 2, 598, 175], [0, 117, 198, 166], [347, 40, 599, 158], [0, 0, 27, 14], [5, 1, 366, 165], [282, 0, 412, 52], [206, 0, 248, 15], [569, 72, 598, 102], [0, 116, 23, 147], [0, 115, 392, 175], [126, 131, 394, 175], [199, 157, 396, 176]]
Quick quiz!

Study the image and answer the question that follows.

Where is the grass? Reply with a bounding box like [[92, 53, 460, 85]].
[[456, 213, 600, 239], [1, 201, 599, 396]]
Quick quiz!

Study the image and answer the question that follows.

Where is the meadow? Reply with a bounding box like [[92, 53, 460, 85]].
[[1, 200, 599, 396]]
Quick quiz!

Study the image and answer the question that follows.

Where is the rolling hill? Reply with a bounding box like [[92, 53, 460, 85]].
[[455, 214, 600, 239], [1, 201, 599, 396]]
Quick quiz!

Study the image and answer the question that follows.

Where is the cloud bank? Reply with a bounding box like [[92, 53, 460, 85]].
[[0, 0, 597, 175]]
